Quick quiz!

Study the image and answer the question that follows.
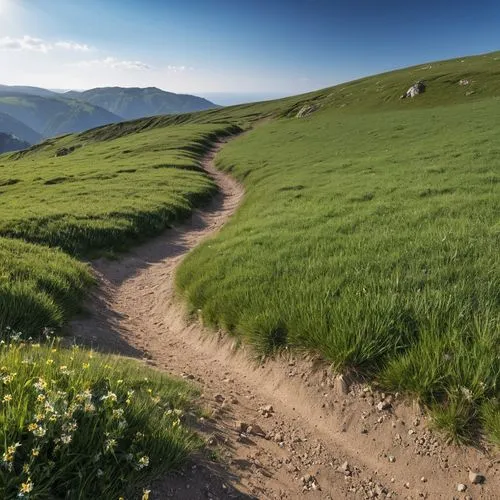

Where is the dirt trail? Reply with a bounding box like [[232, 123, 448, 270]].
[[70, 137, 499, 499]]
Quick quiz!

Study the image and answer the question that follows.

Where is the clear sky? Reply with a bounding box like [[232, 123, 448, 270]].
[[1, 0, 499, 98]]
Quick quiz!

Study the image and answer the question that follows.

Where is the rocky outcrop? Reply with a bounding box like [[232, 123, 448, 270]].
[[400, 81, 426, 99]]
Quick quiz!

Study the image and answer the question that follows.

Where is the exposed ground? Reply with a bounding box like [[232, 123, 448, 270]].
[[70, 139, 499, 499]]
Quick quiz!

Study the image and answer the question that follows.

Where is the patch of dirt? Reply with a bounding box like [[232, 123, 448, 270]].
[[69, 137, 499, 499]]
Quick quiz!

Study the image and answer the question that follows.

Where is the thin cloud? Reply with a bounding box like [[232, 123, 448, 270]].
[[0, 35, 51, 53], [54, 41, 91, 52], [167, 65, 186, 72], [75, 57, 150, 71], [167, 65, 194, 73], [0, 35, 90, 53]]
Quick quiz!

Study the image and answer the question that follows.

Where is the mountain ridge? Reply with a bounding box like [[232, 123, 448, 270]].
[[0, 84, 220, 142], [64, 86, 219, 120], [0, 91, 123, 138]]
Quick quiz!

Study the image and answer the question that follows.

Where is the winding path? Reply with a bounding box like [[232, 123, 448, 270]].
[[70, 137, 499, 499]]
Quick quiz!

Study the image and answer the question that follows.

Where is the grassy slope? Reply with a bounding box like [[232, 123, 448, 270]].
[[0, 239, 92, 333], [0, 123, 239, 255], [176, 52, 500, 442], [0, 121, 240, 333], [0, 50, 498, 443]]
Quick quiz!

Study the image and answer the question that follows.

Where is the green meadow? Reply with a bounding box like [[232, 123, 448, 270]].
[[176, 54, 500, 443], [0, 123, 240, 255], [0, 122, 239, 333], [0, 50, 498, 463], [177, 98, 499, 442]]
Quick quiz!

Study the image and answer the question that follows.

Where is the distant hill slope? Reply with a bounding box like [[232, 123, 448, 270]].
[[0, 132, 30, 153], [0, 111, 42, 144], [0, 85, 58, 98], [0, 93, 123, 138], [65, 86, 218, 120]]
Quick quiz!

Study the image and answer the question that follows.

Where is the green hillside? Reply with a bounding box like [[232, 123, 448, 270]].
[[0, 121, 239, 332], [0, 51, 498, 444], [65, 86, 218, 120], [0, 93, 122, 138]]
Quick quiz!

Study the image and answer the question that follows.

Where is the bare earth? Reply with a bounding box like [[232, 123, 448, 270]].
[[70, 138, 499, 499]]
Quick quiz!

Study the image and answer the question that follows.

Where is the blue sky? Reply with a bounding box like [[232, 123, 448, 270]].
[[0, 0, 498, 101]]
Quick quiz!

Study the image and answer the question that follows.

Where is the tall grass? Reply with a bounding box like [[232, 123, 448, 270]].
[[0, 336, 200, 499], [0, 239, 92, 335], [177, 98, 499, 442], [0, 124, 240, 255]]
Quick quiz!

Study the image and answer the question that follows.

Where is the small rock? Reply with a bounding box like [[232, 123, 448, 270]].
[[235, 421, 248, 433], [457, 483, 467, 492], [340, 461, 350, 472], [421, 477, 427, 483], [388, 456, 396, 463], [274, 432, 284, 443], [247, 423, 266, 437], [404, 482, 410, 489], [377, 401, 391, 411], [259, 404, 274, 417], [400, 81, 426, 99], [214, 394, 225, 403], [301, 474, 312, 484], [230, 397, 238, 404], [468, 470, 485, 484]]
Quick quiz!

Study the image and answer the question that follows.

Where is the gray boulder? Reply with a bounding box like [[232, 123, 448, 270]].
[[400, 81, 426, 99]]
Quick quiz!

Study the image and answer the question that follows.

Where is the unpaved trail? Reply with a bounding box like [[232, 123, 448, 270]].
[[70, 137, 499, 499]]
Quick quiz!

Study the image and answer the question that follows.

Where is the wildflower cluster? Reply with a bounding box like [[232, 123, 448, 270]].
[[0, 333, 199, 498]]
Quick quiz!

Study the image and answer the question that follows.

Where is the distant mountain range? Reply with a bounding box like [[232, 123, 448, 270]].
[[64, 87, 218, 120], [0, 85, 218, 152], [0, 92, 122, 139]]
